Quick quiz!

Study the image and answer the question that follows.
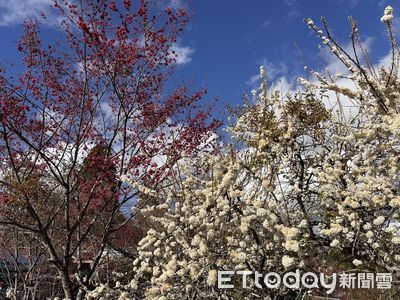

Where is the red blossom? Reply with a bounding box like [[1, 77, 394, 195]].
[[123, 0, 131, 10], [110, 1, 117, 11]]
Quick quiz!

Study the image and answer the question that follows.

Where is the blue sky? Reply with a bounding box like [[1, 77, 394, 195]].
[[179, 0, 397, 110], [0, 0, 398, 119]]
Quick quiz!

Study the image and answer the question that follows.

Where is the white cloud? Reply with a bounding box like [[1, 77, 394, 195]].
[[0, 0, 56, 26], [170, 44, 195, 65], [247, 59, 288, 87], [284, 0, 299, 19], [269, 76, 293, 97], [284, 0, 297, 5], [261, 20, 271, 28], [247, 74, 260, 87]]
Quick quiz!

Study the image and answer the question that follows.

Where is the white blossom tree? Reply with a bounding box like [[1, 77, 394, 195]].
[[87, 6, 400, 300]]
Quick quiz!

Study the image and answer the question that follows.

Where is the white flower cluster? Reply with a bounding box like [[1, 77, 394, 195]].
[[98, 8, 400, 299], [115, 71, 317, 298], [318, 112, 400, 270], [381, 6, 394, 23]]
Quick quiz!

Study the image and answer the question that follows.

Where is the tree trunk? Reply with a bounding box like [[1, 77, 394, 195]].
[[76, 288, 86, 300], [59, 270, 74, 300]]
